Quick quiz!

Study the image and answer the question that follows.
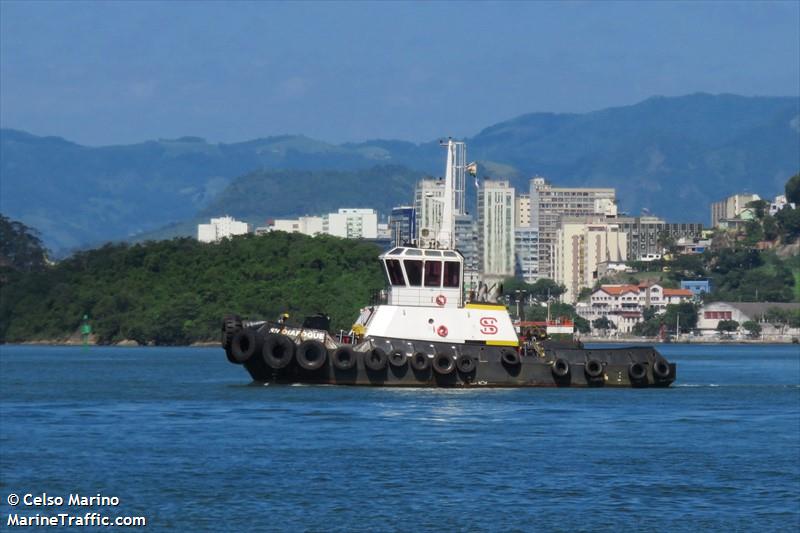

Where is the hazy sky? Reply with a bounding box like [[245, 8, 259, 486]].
[[1, 0, 798, 146]]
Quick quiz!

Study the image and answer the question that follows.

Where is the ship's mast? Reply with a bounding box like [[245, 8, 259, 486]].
[[433, 139, 466, 249]]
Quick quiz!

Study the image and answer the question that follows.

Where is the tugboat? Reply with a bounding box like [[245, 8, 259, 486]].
[[221, 141, 676, 387]]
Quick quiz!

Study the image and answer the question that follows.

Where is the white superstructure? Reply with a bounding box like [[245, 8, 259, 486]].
[[355, 140, 519, 347]]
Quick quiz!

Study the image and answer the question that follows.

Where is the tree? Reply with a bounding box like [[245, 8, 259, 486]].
[[0, 214, 48, 272], [786, 173, 800, 205], [716, 319, 739, 333], [632, 317, 662, 337], [742, 320, 761, 338], [577, 287, 593, 301], [745, 199, 769, 220], [775, 205, 800, 242], [765, 307, 791, 334], [592, 316, 616, 333], [662, 302, 698, 334]]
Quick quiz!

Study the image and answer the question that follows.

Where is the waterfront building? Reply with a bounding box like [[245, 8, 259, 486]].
[[529, 177, 616, 280], [477, 179, 515, 279], [578, 283, 694, 333], [697, 301, 800, 336], [197, 216, 249, 243], [323, 208, 378, 239], [552, 218, 627, 304], [388, 206, 416, 247], [710, 193, 760, 228], [612, 216, 703, 260]]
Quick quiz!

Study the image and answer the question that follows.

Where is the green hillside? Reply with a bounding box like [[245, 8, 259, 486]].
[[0, 232, 385, 345]]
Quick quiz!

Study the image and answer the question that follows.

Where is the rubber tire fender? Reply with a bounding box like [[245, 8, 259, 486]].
[[262, 334, 295, 369], [364, 347, 388, 371], [432, 352, 456, 375], [552, 358, 570, 378], [230, 328, 262, 364], [456, 354, 476, 374], [388, 350, 407, 368], [585, 359, 604, 379], [500, 349, 521, 367], [296, 340, 328, 371], [332, 346, 358, 370], [221, 314, 243, 350], [653, 357, 671, 380], [628, 361, 647, 381], [410, 352, 430, 371]]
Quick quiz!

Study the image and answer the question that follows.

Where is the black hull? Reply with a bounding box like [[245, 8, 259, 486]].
[[233, 335, 676, 388]]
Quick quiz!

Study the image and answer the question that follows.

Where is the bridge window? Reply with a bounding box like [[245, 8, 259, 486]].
[[424, 261, 442, 287], [443, 261, 460, 287], [404, 260, 423, 286], [385, 259, 405, 286]]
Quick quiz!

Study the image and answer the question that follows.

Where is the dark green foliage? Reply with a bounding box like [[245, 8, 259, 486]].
[[592, 316, 616, 331], [742, 320, 761, 337], [0, 233, 385, 345], [707, 249, 795, 302], [716, 319, 739, 332], [775, 206, 800, 242], [0, 214, 47, 272], [745, 199, 769, 219], [503, 277, 566, 302], [786, 173, 800, 205], [632, 302, 698, 336]]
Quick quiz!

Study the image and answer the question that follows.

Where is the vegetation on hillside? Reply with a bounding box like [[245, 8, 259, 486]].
[[0, 215, 48, 273], [0, 229, 385, 345]]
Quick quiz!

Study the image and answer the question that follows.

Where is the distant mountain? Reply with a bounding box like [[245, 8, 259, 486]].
[[2, 93, 798, 253]]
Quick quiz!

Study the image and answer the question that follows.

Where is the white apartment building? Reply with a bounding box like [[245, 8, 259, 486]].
[[197, 216, 249, 243], [514, 226, 539, 283], [478, 179, 515, 279], [414, 178, 444, 246], [769, 194, 796, 217], [323, 208, 378, 239], [553, 218, 627, 303], [265, 216, 324, 236], [529, 177, 616, 280]]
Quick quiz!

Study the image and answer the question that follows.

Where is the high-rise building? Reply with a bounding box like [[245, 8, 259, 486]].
[[514, 226, 539, 283], [530, 177, 616, 280], [388, 206, 416, 247], [197, 216, 249, 243], [710, 193, 760, 227], [553, 217, 627, 303], [414, 178, 444, 246], [478, 179, 515, 279], [515, 194, 531, 226], [612, 216, 703, 260], [455, 213, 480, 287]]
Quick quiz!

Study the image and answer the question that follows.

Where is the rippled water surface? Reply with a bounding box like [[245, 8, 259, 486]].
[[1, 344, 798, 531]]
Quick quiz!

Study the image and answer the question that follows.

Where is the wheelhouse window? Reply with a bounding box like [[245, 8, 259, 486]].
[[424, 261, 442, 287], [404, 260, 423, 286], [385, 259, 406, 286], [443, 261, 460, 288]]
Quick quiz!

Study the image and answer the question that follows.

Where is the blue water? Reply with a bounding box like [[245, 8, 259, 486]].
[[1, 344, 798, 532]]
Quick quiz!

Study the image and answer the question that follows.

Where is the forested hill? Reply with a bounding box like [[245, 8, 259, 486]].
[[2, 93, 798, 252], [0, 232, 385, 345]]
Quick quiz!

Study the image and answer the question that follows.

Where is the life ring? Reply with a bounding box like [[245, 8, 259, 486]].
[[230, 329, 262, 364], [432, 352, 456, 374], [552, 358, 570, 378], [435, 294, 447, 306], [410, 352, 430, 371], [332, 346, 357, 370], [585, 359, 604, 379], [653, 358, 671, 380], [456, 354, 476, 374], [628, 361, 647, 382], [364, 348, 388, 371], [437, 325, 448, 337], [262, 333, 295, 369], [296, 340, 327, 370]]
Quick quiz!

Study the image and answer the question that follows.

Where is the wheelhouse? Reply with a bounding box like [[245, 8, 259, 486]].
[[379, 247, 464, 308]]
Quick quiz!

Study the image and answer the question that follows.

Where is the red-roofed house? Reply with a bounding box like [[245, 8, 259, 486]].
[[577, 283, 694, 333]]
